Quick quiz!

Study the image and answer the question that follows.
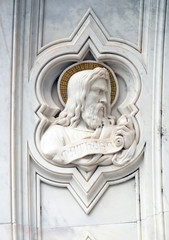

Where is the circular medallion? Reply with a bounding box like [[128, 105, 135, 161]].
[[57, 61, 118, 106]]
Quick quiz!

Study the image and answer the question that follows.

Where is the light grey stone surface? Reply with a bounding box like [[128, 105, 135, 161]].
[[41, 179, 136, 228], [0, 0, 13, 224], [41, 222, 137, 240], [42, 0, 140, 47], [0, 0, 169, 240], [0, 224, 12, 240], [162, 2, 169, 239]]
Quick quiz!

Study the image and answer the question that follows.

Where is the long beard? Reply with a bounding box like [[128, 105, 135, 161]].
[[82, 103, 107, 130]]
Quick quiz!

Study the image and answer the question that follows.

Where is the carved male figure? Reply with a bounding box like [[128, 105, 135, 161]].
[[41, 67, 136, 171]]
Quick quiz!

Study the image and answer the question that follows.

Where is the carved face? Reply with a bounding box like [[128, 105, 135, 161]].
[[82, 78, 108, 129], [87, 78, 108, 116]]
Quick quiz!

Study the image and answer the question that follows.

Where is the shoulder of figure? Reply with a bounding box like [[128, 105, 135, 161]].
[[42, 124, 66, 138], [41, 124, 66, 151], [48, 124, 64, 131]]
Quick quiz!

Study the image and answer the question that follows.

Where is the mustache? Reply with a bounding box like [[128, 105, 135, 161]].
[[82, 103, 107, 130], [95, 103, 106, 115]]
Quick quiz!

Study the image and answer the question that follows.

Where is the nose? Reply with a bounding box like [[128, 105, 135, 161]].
[[99, 92, 107, 104]]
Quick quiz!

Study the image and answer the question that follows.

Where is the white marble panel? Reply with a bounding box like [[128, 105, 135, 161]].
[[162, 3, 169, 239], [42, 0, 141, 46], [164, 212, 169, 239], [0, 224, 12, 240], [0, 1, 13, 223], [41, 179, 137, 233], [1, 1, 168, 240], [41, 222, 137, 240]]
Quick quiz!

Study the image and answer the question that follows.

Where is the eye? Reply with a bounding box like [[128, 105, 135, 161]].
[[92, 89, 100, 94]]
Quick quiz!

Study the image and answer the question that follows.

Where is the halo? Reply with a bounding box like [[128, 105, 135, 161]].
[[57, 61, 118, 106]]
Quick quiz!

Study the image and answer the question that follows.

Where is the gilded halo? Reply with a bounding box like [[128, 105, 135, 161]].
[[57, 61, 118, 106]]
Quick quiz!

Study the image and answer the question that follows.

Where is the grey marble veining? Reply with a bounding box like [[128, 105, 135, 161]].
[[42, 0, 140, 46]]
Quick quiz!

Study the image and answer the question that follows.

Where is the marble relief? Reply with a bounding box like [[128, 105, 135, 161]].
[[41, 65, 137, 172], [1, 0, 168, 239], [31, 9, 145, 215]]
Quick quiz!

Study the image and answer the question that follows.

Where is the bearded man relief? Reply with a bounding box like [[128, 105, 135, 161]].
[[41, 66, 137, 171]]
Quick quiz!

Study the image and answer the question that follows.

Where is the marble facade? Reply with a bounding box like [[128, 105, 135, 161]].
[[0, 0, 169, 239]]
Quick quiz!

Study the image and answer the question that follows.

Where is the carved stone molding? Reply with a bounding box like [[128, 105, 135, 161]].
[[85, 233, 96, 240], [29, 158, 141, 239], [28, 8, 145, 215], [7, 0, 169, 239]]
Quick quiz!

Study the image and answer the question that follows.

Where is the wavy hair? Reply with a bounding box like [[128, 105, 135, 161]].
[[55, 67, 111, 127]]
